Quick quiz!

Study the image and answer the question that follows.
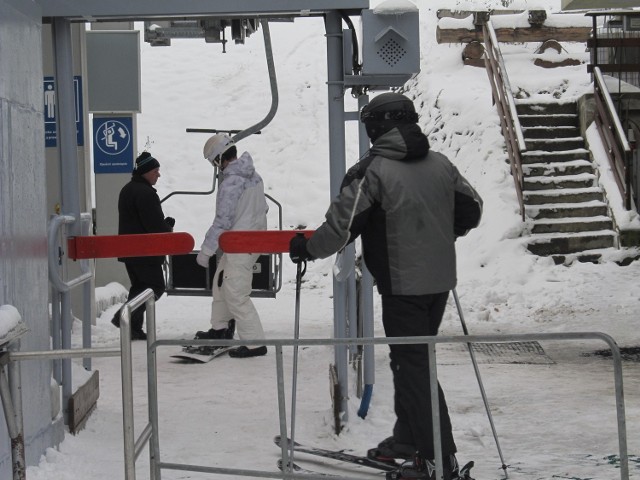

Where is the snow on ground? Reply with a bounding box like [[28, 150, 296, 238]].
[[26, 1, 640, 479]]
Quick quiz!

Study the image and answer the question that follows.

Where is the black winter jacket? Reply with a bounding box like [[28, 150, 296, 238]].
[[307, 124, 483, 295], [117, 175, 172, 265]]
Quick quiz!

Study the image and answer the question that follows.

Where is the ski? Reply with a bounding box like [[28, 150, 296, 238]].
[[277, 459, 341, 478], [384, 461, 475, 480], [274, 435, 398, 472], [219, 230, 314, 254], [275, 436, 476, 480], [170, 346, 233, 363]]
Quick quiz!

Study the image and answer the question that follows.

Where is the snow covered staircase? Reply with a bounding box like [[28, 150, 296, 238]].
[[517, 101, 617, 263]]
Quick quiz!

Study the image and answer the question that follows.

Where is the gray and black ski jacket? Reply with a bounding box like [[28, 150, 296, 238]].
[[306, 124, 483, 296]]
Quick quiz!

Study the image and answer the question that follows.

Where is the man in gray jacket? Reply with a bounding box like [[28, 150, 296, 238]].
[[289, 93, 482, 480]]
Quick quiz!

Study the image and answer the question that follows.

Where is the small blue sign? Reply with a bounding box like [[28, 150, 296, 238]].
[[44, 76, 84, 148], [93, 116, 134, 174]]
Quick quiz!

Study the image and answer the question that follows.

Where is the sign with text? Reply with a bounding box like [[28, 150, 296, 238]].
[[44, 75, 84, 148], [93, 116, 133, 174]]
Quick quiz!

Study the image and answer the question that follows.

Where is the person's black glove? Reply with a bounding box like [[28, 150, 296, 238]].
[[289, 235, 313, 263], [165, 217, 176, 229]]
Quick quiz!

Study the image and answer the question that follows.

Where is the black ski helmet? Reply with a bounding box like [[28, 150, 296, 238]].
[[360, 92, 419, 141]]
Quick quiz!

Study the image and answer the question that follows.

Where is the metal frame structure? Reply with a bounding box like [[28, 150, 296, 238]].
[[7, 290, 630, 480], [38, 0, 419, 431]]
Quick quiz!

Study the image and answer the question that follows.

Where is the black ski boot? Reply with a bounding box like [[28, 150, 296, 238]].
[[194, 319, 235, 339], [368, 436, 416, 463], [386, 453, 472, 480], [228, 345, 267, 358], [188, 319, 235, 354]]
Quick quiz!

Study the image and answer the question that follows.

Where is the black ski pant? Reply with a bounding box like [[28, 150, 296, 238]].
[[381, 291, 457, 461], [114, 263, 166, 332]]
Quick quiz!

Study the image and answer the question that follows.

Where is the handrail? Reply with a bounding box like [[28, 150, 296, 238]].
[[48, 213, 93, 292], [148, 331, 629, 480], [483, 20, 528, 220], [593, 67, 634, 210], [6, 324, 630, 479]]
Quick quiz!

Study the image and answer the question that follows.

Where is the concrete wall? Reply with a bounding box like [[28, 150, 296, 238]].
[[0, 0, 64, 476]]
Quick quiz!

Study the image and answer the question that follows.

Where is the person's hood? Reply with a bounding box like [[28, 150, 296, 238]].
[[369, 123, 430, 162], [222, 151, 256, 178]]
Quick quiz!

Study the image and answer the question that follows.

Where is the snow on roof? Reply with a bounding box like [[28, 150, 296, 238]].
[[372, 0, 418, 15]]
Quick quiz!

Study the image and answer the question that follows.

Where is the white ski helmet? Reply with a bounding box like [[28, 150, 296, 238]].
[[203, 133, 235, 166]]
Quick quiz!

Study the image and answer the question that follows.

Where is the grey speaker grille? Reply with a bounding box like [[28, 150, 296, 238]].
[[377, 38, 407, 67]]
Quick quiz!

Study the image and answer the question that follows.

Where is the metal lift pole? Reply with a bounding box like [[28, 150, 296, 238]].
[[325, 10, 350, 427]]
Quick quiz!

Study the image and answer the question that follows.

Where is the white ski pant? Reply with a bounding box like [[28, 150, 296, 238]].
[[210, 253, 265, 340]]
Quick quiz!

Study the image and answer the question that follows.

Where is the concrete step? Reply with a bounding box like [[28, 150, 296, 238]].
[[527, 230, 617, 255], [522, 125, 580, 139], [523, 187, 605, 204], [516, 102, 577, 116], [551, 247, 640, 266], [519, 114, 578, 127], [523, 173, 597, 191], [525, 137, 585, 151], [522, 160, 594, 177], [531, 216, 614, 234], [526, 201, 609, 219], [521, 149, 590, 164]]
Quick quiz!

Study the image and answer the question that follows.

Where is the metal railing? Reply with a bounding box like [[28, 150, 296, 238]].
[[593, 66, 634, 210], [7, 290, 631, 480], [483, 20, 528, 220]]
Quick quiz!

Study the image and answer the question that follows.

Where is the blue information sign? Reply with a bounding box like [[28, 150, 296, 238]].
[[44, 76, 84, 148], [93, 116, 134, 174]]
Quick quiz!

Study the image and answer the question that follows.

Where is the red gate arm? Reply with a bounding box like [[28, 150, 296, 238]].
[[219, 230, 315, 254], [67, 232, 195, 260]]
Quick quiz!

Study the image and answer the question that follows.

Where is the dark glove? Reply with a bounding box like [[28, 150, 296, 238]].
[[289, 235, 313, 264], [165, 217, 176, 229]]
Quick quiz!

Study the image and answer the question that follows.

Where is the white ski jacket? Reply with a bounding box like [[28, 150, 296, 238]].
[[200, 151, 268, 256]]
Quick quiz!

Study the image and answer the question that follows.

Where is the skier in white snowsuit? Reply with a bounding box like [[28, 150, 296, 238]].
[[195, 134, 269, 358]]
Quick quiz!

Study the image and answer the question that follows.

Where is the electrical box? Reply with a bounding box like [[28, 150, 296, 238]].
[[361, 7, 420, 76]]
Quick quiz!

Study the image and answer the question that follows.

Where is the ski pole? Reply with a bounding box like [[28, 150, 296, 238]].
[[452, 288, 509, 479], [289, 258, 307, 466]]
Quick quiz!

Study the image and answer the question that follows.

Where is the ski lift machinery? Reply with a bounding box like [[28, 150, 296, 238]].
[[153, 17, 283, 299], [150, 3, 422, 431], [30, 1, 427, 476]]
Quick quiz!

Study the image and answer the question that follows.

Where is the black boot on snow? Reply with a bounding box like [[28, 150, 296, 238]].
[[368, 436, 416, 463], [228, 346, 267, 358], [225, 319, 235, 339], [386, 453, 467, 480], [188, 320, 236, 354]]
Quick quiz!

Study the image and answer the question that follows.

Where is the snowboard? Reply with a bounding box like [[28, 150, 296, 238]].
[[68, 232, 195, 259], [170, 346, 233, 363], [218, 230, 314, 254]]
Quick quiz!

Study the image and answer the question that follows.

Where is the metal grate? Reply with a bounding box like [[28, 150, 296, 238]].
[[470, 341, 555, 364], [442, 341, 555, 365]]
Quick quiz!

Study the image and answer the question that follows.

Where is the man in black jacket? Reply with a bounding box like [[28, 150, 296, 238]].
[[289, 93, 482, 480], [111, 152, 175, 340]]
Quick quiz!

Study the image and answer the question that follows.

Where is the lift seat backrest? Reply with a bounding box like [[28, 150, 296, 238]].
[[165, 251, 279, 298]]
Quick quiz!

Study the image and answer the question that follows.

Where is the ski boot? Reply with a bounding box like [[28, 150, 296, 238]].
[[386, 453, 474, 480], [368, 436, 415, 464], [186, 319, 235, 354]]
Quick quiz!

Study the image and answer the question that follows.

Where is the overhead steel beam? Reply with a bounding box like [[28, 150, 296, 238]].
[[561, 0, 640, 9], [36, 0, 368, 20]]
